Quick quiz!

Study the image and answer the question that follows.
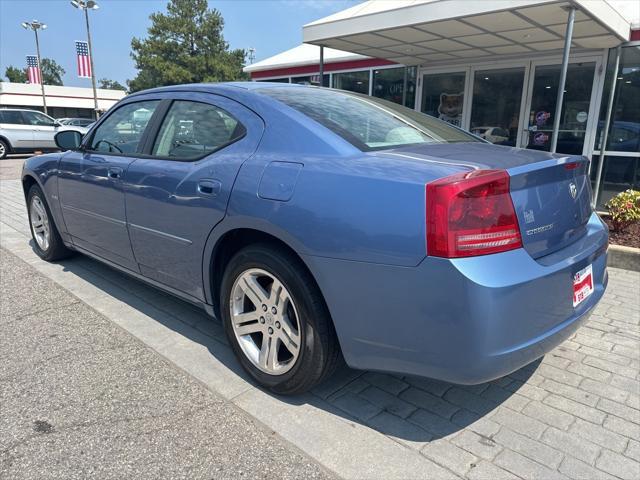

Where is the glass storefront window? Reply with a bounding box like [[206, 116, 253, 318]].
[[333, 70, 369, 94], [593, 45, 640, 208], [591, 155, 640, 206], [470, 68, 525, 147], [526, 62, 596, 155], [292, 74, 330, 87], [257, 77, 289, 83], [420, 72, 465, 128], [372, 67, 417, 108], [597, 46, 640, 153]]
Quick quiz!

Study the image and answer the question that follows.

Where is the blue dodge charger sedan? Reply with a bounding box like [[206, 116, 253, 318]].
[[22, 82, 608, 394]]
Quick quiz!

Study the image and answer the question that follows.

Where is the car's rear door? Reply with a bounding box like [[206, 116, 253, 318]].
[[57, 99, 162, 271], [0, 110, 34, 148], [124, 92, 264, 300]]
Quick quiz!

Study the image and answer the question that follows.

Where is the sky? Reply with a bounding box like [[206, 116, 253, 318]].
[[0, 0, 359, 88]]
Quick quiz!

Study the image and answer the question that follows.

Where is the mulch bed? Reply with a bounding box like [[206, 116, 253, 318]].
[[603, 216, 640, 249]]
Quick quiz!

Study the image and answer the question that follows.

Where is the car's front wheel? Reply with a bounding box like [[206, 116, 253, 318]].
[[220, 244, 340, 394], [27, 184, 73, 261]]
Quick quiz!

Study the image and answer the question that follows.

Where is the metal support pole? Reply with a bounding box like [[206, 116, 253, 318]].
[[550, 6, 576, 153], [84, 8, 99, 118], [592, 46, 621, 209], [33, 29, 48, 115], [319, 46, 324, 87], [402, 67, 408, 107]]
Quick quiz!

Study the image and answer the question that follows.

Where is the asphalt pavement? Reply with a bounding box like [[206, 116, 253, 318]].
[[0, 247, 334, 480]]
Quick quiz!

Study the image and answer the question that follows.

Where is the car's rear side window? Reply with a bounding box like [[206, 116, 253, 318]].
[[257, 87, 480, 151], [0, 111, 25, 125], [88, 100, 160, 154], [151, 100, 245, 160]]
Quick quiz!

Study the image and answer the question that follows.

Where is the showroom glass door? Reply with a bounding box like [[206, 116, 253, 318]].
[[523, 61, 598, 155], [468, 67, 527, 147]]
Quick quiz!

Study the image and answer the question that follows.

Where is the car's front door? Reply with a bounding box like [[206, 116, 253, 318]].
[[21, 110, 59, 149], [124, 94, 264, 300], [58, 99, 161, 271]]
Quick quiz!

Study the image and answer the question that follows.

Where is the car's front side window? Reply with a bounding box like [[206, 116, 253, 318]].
[[88, 101, 160, 154], [23, 111, 56, 126], [151, 100, 245, 160]]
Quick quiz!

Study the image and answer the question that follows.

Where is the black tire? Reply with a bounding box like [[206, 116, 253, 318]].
[[27, 184, 74, 261], [0, 139, 8, 159], [220, 243, 341, 395]]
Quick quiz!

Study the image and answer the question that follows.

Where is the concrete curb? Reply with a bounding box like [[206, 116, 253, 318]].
[[607, 244, 640, 272]]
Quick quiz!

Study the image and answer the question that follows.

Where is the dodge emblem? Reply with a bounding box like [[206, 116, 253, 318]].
[[569, 182, 577, 199]]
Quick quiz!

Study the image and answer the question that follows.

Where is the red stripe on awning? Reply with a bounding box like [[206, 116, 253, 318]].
[[250, 58, 398, 79]]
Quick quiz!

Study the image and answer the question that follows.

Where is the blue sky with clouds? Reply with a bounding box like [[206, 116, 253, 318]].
[[0, 0, 359, 87]]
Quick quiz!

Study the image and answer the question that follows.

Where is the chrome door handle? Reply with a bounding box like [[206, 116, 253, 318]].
[[108, 167, 123, 179], [197, 179, 221, 197]]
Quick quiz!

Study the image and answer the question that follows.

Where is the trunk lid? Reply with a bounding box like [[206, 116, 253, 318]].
[[381, 143, 593, 259], [508, 156, 592, 259]]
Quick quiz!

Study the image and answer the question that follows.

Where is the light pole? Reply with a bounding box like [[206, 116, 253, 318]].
[[21, 20, 48, 115], [71, 0, 100, 118], [247, 48, 256, 64]]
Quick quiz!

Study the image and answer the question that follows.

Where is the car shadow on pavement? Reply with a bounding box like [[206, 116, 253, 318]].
[[51, 248, 541, 444]]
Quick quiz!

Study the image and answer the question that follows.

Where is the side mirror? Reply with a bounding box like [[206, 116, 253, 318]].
[[55, 130, 83, 151]]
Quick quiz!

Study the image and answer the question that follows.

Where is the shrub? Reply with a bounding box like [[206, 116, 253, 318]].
[[605, 189, 640, 232]]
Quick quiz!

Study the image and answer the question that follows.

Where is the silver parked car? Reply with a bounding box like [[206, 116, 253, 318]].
[[57, 117, 95, 127], [0, 108, 89, 159]]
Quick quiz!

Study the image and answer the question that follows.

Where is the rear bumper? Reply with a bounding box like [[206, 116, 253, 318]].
[[305, 212, 608, 384]]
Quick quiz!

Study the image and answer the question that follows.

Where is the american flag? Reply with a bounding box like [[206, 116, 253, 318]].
[[76, 41, 91, 78], [26, 55, 41, 84]]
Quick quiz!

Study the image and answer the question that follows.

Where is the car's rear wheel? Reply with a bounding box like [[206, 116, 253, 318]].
[[220, 244, 340, 394], [27, 184, 73, 261], [0, 139, 8, 159]]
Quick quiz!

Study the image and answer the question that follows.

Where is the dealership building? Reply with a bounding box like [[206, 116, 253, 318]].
[[0, 82, 125, 119], [245, 0, 640, 208]]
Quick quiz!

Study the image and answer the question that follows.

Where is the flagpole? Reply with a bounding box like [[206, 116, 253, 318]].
[[72, 0, 100, 119], [33, 29, 48, 115], [21, 20, 48, 115], [83, 7, 99, 119]]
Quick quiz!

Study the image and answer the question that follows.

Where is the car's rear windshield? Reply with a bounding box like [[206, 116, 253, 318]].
[[256, 87, 481, 151]]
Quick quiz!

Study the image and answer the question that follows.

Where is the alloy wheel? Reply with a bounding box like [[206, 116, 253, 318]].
[[230, 268, 302, 375], [30, 195, 51, 251]]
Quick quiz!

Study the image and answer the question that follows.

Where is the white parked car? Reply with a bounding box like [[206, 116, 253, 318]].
[[471, 126, 510, 144], [0, 108, 89, 159]]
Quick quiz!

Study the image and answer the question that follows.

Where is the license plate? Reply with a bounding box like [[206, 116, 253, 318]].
[[573, 264, 594, 307]]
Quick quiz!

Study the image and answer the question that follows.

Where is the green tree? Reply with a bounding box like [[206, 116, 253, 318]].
[[40, 58, 65, 85], [5, 66, 27, 83], [99, 78, 127, 91], [128, 0, 247, 92]]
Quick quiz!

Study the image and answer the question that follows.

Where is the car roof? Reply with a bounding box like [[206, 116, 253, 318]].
[[131, 81, 304, 95], [124, 82, 321, 115]]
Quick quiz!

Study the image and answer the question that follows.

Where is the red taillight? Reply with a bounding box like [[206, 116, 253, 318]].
[[564, 162, 580, 170], [426, 169, 522, 258]]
